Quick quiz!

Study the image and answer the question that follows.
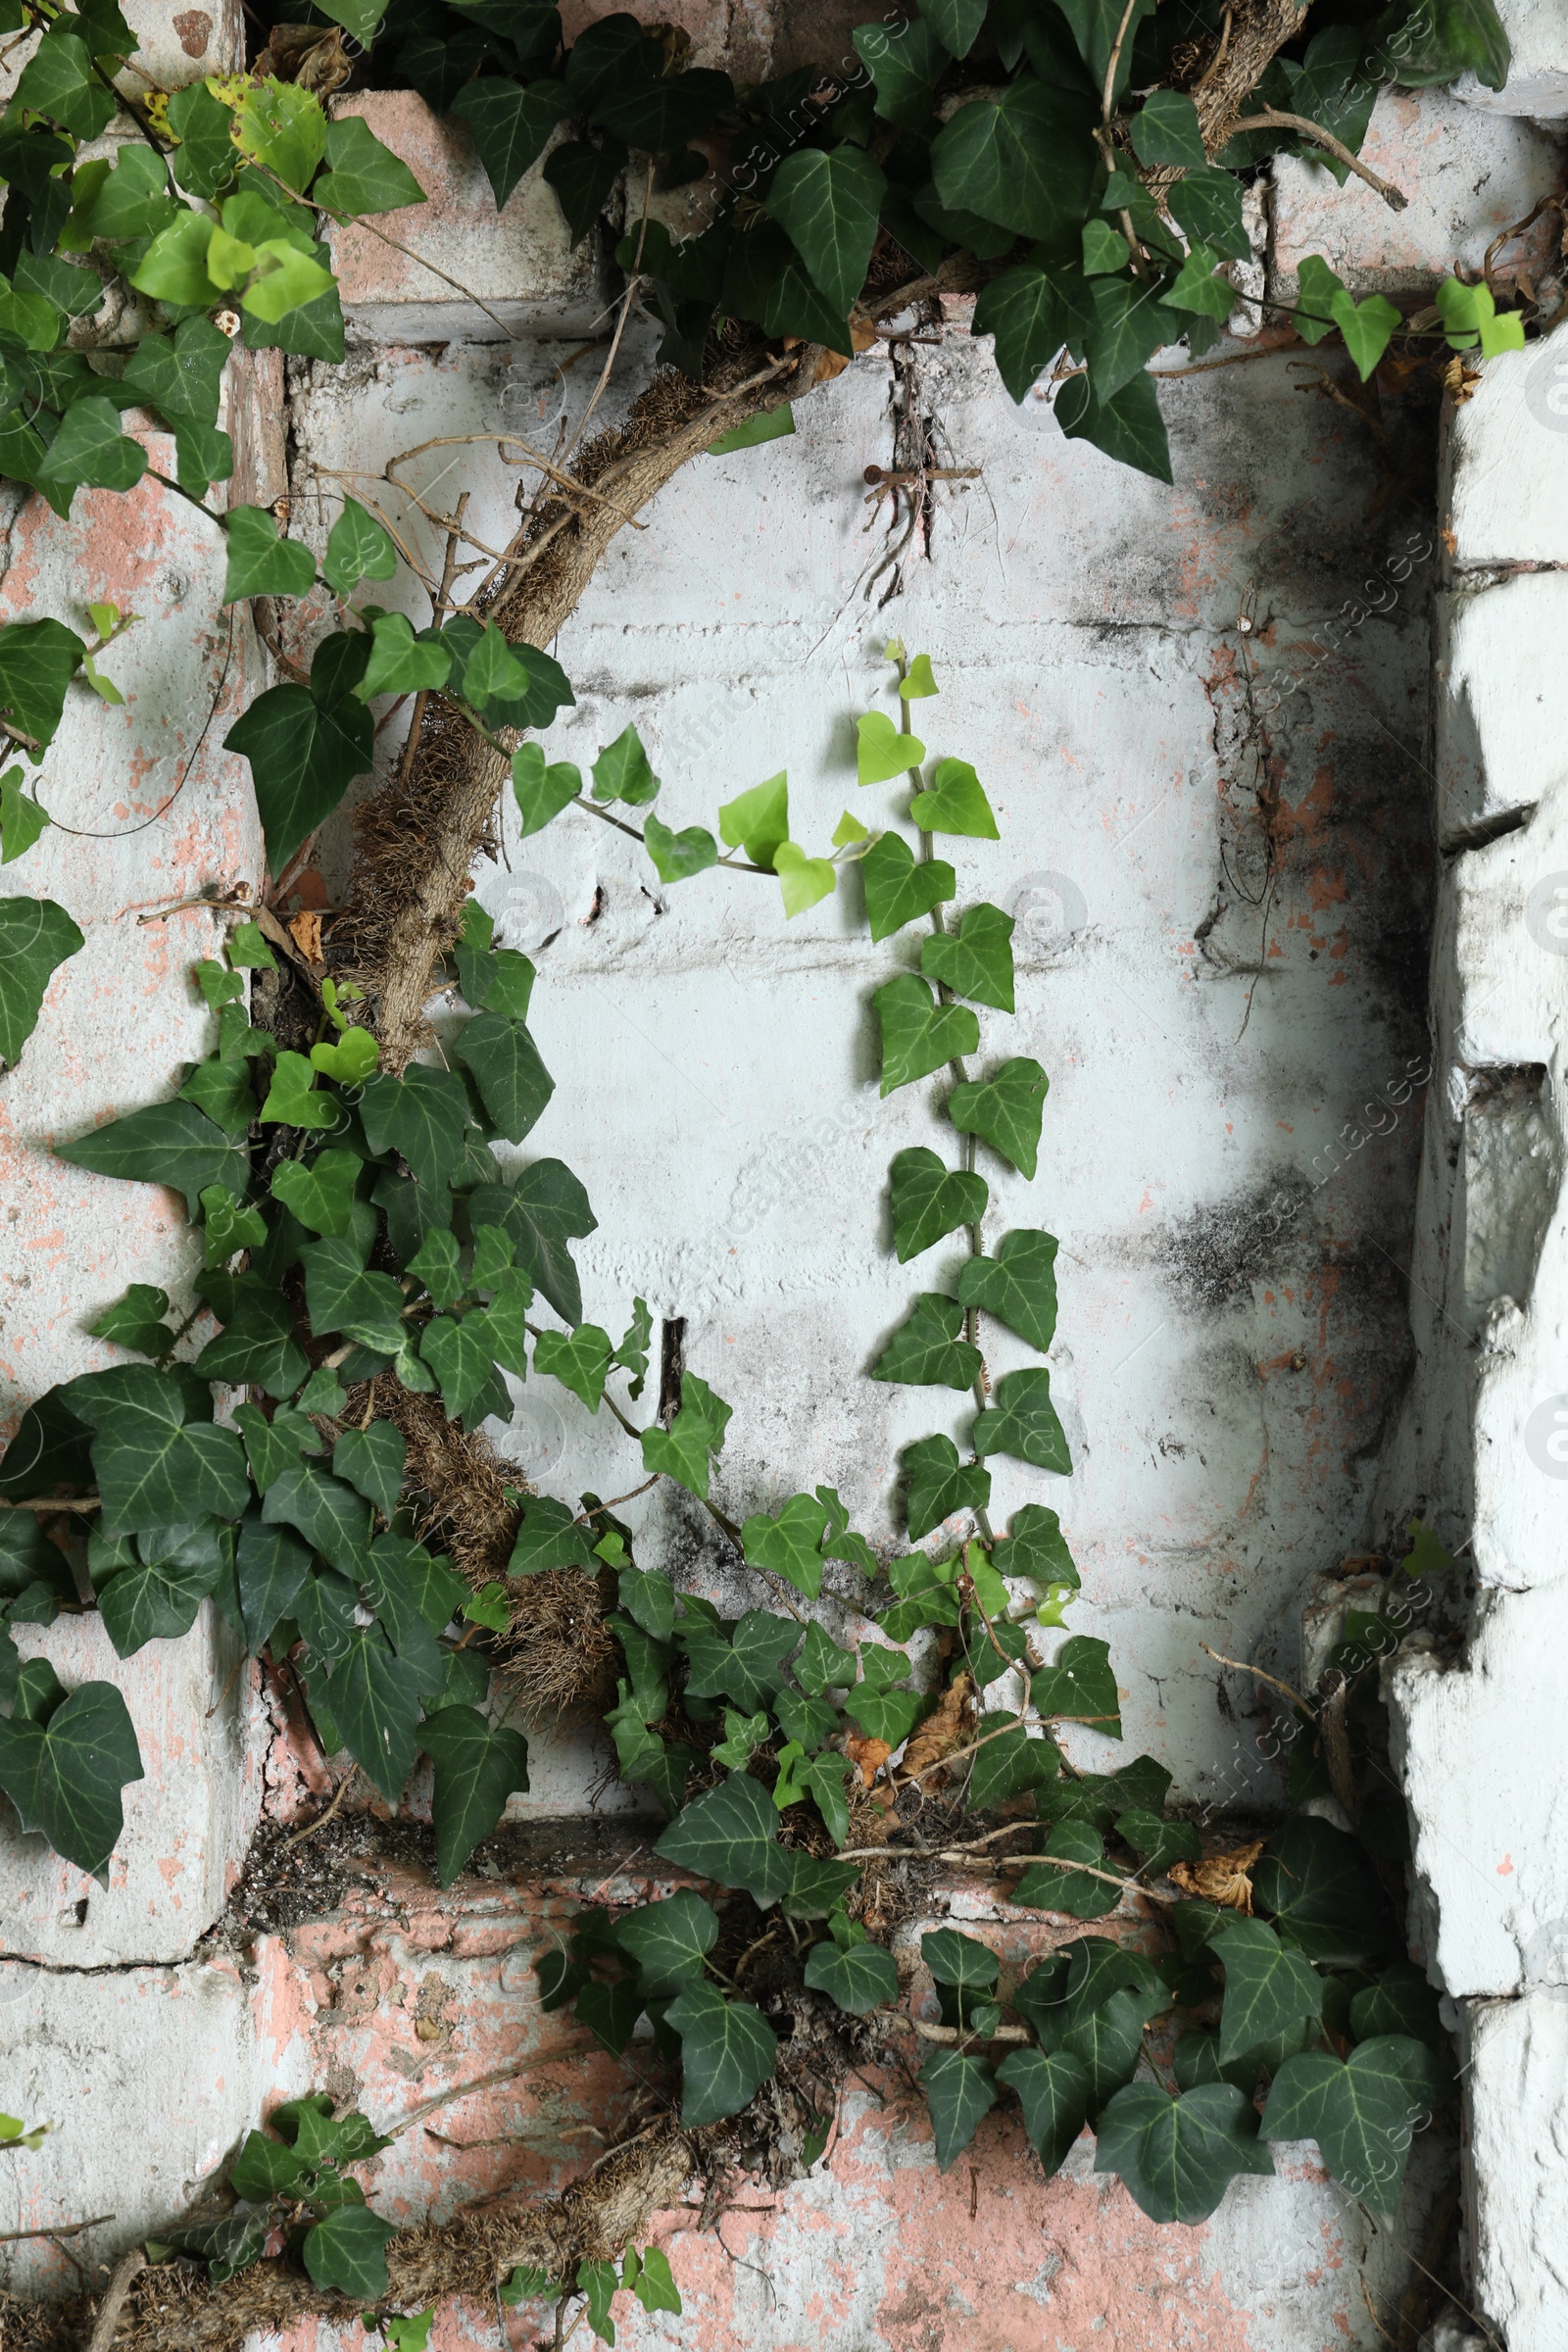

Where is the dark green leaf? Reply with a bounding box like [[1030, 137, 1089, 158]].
[[228, 2128, 309, 2200], [1348, 1962, 1446, 2052], [947, 1057, 1049, 1178], [360, 1064, 471, 1195], [223, 505, 317, 603], [870, 1292, 981, 1390], [1014, 1820, 1118, 1919], [929, 76, 1098, 246], [192, 1281, 308, 1398], [903, 1433, 989, 1540], [1096, 2080, 1272, 2223], [543, 136, 626, 246], [11, 29, 116, 139], [922, 1927, 998, 1990], [419, 1703, 528, 1885], [456, 1012, 554, 1143], [996, 2046, 1091, 2173], [1054, 367, 1172, 485], [1116, 1807, 1200, 1878], [315, 113, 425, 218], [87, 1283, 173, 1358], [655, 1770, 792, 1905], [968, 1721, 1059, 1808], [166, 79, 237, 200], [56, 1097, 247, 1213], [0, 619, 83, 753], [234, 1515, 312, 1650], [91, 1521, 226, 1656], [262, 1464, 373, 1580], [921, 902, 1014, 1010], [508, 1495, 597, 1575], [67, 1365, 248, 1535], [1130, 90, 1206, 169], [534, 1322, 612, 1414], [224, 632, 373, 871], [875, 974, 979, 1097], [1261, 2036, 1449, 2214], [450, 76, 565, 209], [764, 146, 885, 315], [919, 2045, 998, 2170], [616, 1888, 718, 1994], [1055, 0, 1155, 102], [418, 1313, 511, 1426], [889, 1146, 986, 1262], [852, 17, 948, 127], [270, 1148, 360, 1238], [332, 1422, 405, 1518], [664, 1979, 777, 2127], [973, 1366, 1071, 1472], [469, 1159, 597, 1325], [1214, 1918, 1324, 2064], [1031, 1636, 1120, 1734], [325, 1626, 423, 1801], [302, 2205, 399, 2301], [301, 1235, 406, 1352], [643, 814, 717, 883], [511, 743, 582, 837], [0, 1675, 142, 1877], [957, 1230, 1057, 1351], [805, 1936, 899, 2015], [1252, 1815, 1397, 1962]]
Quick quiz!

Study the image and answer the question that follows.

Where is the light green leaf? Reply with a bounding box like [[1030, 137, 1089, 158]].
[[511, 743, 582, 837], [740, 1493, 830, 1601], [321, 498, 400, 598], [259, 1050, 335, 1131], [717, 771, 789, 866], [0, 768, 49, 863], [859, 832, 955, 942], [591, 724, 659, 808], [355, 611, 451, 699], [1330, 285, 1401, 381], [643, 814, 717, 883], [310, 1026, 377, 1086], [956, 1230, 1057, 1351], [901, 653, 938, 699], [874, 974, 979, 1097], [857, 710, 923, 784], [0, 896, 80, 1067], [910, 757, 998, 840], [130, 207, 219, 307], [947, 1057, 1049, 1179], [707, 404, 795, 456], [773, 841, 836, 917], [234, 77, 329, 196]]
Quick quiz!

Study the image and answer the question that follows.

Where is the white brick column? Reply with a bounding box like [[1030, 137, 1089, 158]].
[[1381, 312, 1568, 2352]]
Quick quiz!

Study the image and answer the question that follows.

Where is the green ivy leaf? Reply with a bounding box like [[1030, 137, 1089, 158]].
[[301, 1235, 406, 1352], [0, 767, 49, 862], [706, 404, 795, 456], [615, 1888, 719, 1994], [764, 146, 886, 315], [717, 771, 789, 866], [455, 1011, 554, 1143], [1055, 367, 1173, 485], [909, 756, 999, 840], [856, 710, 923, 784], [68, 1365, 249, 1535], [655, 1769, 792, 1906], [262, 1463, 373, 1581], [1251, 1815, 1396, 1963], [804, 1936, 899, 2015], [233, 78, 328, 195], [0, 1670, 142, 1877], [222, 505, 317, 604], [270, 1149, 361, 1237], [1348, 1962, 1446, 2052], [643, 814, 717, 884], [920, 903, 1014, 1009], [968, 1721, 1058, 1808], [419, 1703, 528, 1886], [1130, 89, 1207, 169], [874, 975, 979, 1098], [641, 1373, 731, 1499], [1116, 1808, 1200, 1878], [1213, 1918, 1324, 2064], [321, 497, 400, 598], [610, 1296, 653, 1400], [56, 1096, 247, 1211], [87, 1283, 173, 1358], [233, 1404, 318, 1498], [851, 17, 948, 127], [1262, 2035, 1447, 2215], [919, 2045, 998, 2170], [772, 841, 837, 918], [1096, 2080, 1272, 2223], [229, 2127, 309, 2200], [511, 742, 582, 837], [996, 2046, 1092, 2174], [903, 1433, 989, 1539], [332, 1422, 406, 1518], [418, 1313, 510, 1426], [947, 1057, 1049, 1179], [535, 1322, 612, 1413], [929, 77, 1099, 243], [225, 632, 373, 871], [664, 1979, 778, 2127], [356, 612, 452, 700], [0, 619, 85, 753], [450, 76, 566, 208], [1014, 1820, 1119, 1918], [1031, 1635, 1119, 1733], [957, 1231, 1057, 1350], [232, 1513, 312, 1646], [314, 112, 425, 218], [740, 1493, 830, 1600], [859, 832, 955, 942], [889, 1146, 986, 1261], [11, 28, 117, 139], [192, 1278, 309, 1397], [591, 724, 659, 808], [973, 1365, 1070, 1470], [302, 2205, 399, 2301], [359, 1065, 471, 1195], [324, 1625, 423, 1800], [870, 1292, 980, 1390], [90, 1520, 227, 1656]]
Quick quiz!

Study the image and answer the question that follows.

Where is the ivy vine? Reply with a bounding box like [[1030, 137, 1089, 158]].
[[0, 0, 1536, 2336]]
